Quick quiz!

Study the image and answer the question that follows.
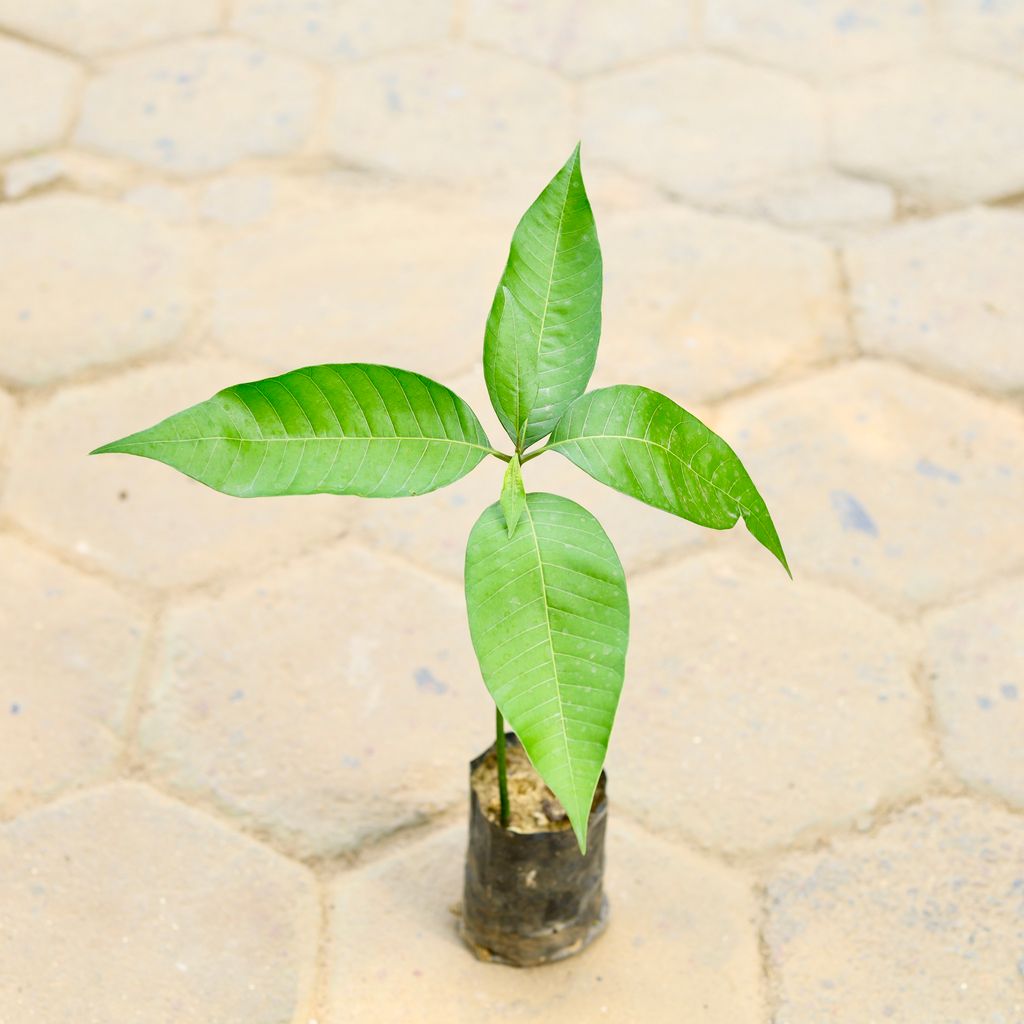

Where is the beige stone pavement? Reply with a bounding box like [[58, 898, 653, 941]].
[[1, 2, 1023, 1022]]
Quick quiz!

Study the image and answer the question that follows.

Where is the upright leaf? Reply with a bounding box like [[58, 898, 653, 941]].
[[499, 453, 526, 537], [92, 363, 493, 499], [487, 287, 538, 447], [465, 492, 629, 853], [548, 385, 790, 574], [484, 144, 602, 449]]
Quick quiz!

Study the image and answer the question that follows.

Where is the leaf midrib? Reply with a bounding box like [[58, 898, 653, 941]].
[[521, 499, 582, 823], [527, 151, 578, 433]]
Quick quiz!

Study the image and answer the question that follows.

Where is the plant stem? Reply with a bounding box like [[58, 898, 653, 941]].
[[495, 705, 510, 829], [519, 445, 551, 465], [489, 449, 513, 463]]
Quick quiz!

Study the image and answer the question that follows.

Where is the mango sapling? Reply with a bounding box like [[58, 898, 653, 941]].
[[92, 144, 788, 965]]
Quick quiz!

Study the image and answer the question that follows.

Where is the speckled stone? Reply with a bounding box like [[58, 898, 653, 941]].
[[329, 45, 573, 182], [327, 821, 764, 1021], [0, 538, 146, 814], [0, 195, 192, 387], [0, 0, 220, 56], [76, 39, 318, 175], [232, 0, 452, 62], [715, 360, 1024, 612], [831, 58, 1024, 205], [938, 0, 1024, 73], [0, 36, 81, 160], [597, 204, 850, 401], [846, 207, 1024, 394], [766, 798, 1024, 1022], [611, 553, 931, 852], [0, 783, 319, 1024], [467, 0, 691, 76], [582, 55, 824, 203], [139, 544, 493, 857], [210, 181, 508, 380], [3, 359, 352, 588], [925, 578, 1024, 807], [706, 0, 928, 79]]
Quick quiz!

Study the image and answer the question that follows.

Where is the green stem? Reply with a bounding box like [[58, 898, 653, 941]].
[[489, 449, 513, 463], [519, 445, 552, 465], [495, 705, 510, 829]]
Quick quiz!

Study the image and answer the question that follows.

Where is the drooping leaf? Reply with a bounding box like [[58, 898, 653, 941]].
[[465, 492, 629, 853], [92, 363, 493, 499], [483, 143, 602, 449], [486, 287, 538, 447], [547, 385, 790, 574], [500, 453, 526, 538]]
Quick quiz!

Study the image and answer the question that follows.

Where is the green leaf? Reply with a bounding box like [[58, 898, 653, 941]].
[[483, 143, 602, 449], [499, 453, 526, 537], [91, 363, 493, 499], [487, 287, 539, 447], [547, 385, 790, 574], [465, 492, 629, 853]]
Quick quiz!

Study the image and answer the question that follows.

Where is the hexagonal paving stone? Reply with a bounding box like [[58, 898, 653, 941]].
[[0, 783, 318, 1023], [582, 55, 824, 204], [0, 0, 220, 57], [597, 205, 849, 401], [355, 367, 710, 578], [715, 361, 1024, 612], [846, 207, 1024, 394], [0, 37, 81, 160], [140, 544, 493, 857], [766, 798, 1024, 1022], [831, 58, 1024, 205], [938, 0, 1024, 73], [211, 180, 508, 380], [329, 45, 572, 182], [327, 821, 763, 1021], [0, 537, 146, 815], [609, 553, 930, 853], [705, 0, 928, 79], [232, 0, 452, 62], [0, 195, 192, 388], [75, 39, 318, 176], [925, 578, 1024, 807], [3, 359, 351, 588], [726, 172, 895, 233], [466, 0, 691, 77]]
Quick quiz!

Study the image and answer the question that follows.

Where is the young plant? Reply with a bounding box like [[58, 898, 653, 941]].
[[92, 145, 788, 854]]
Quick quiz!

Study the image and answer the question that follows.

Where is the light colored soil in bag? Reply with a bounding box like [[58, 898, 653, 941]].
[[471, 742, 572, 833]]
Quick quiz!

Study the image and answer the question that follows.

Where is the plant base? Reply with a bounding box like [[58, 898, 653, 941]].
[[458, 733, 608, 967]]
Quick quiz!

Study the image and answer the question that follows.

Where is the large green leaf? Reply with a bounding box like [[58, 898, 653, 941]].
[[547, 385, 790, 574], [465, 492, 629, 853], [483, 144, 602, 449], [92, 363, 493, 498]]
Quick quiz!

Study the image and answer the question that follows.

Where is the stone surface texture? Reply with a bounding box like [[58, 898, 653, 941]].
[[0, 195, 193, 387], [925, 579, 1024, 808], [0, 37, 80, 160], [846, 207, 1024, 393], [467, 0, 692, 76], [329, 45, 572, 182], [3, 5, 1023, 1021], [0, 783, 318, 1023], [766, 798, 1024, 1023], [582, 55, 824, 204], [76, 40, 319, 175], [831, 58, 1024, 205], [705, 0, 929, 79]]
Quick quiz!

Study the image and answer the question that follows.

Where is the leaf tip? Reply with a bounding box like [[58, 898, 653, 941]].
[[89, 438, 126, 456]]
